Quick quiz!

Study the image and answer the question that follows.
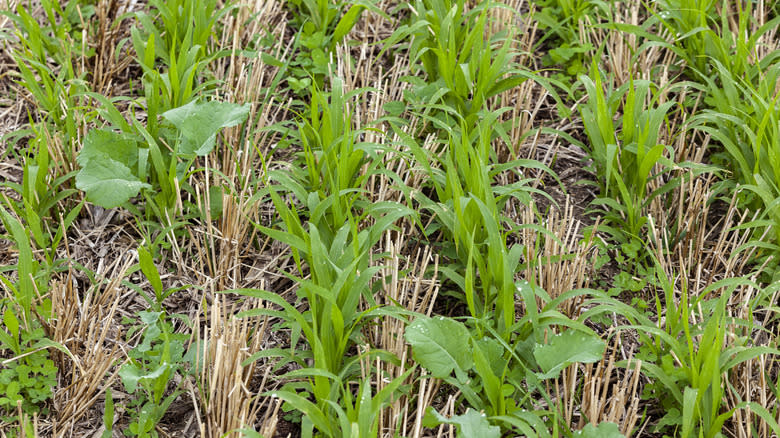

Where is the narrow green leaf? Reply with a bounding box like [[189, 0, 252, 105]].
[[138, 246, 163, 299], [102, 387, 114, 437], [3, 308, 19, 341], [332, 5, 364, 46]]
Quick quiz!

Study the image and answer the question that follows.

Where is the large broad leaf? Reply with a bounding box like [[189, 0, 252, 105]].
[[76, 153, 150, 208], [425, 408, 501, 438], [405, 316, 473, 379], [533, 329, 606, 379], [77, 129, 139, 169], [574, 422, 625, 438], [162, 100, 251, 156], [473, 337, 506, 378], [118, 362, 169, 393], [76, 129, 148, 208]]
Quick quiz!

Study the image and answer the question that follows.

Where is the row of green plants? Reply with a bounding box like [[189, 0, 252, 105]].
[[533, 0, 780, 268], [228, 0, 626, 435], [235, 79, 417, 437], [383, 0, 614, 435], [533, 0, 780, 436], [1, 0, 248, 435]]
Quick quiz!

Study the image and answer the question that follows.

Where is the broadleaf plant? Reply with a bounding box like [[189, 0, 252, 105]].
[[75, 100, 249, 209], [424, 408, 501, 438], [161, 100, 250, 157], [533, 329, 606, 379]]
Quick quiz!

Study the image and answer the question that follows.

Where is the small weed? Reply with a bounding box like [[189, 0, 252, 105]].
[[0, 206, 69, 420], [265, 78, 384, 236], [691, 56, 780, 275], [119, 310, 191, 437], [283, 0, 378, 93], [590, 269, 780, 437], [232, 76, 415, 437], [395, 112, 555, 336], [0, 325, 57, 419], [406, 293, 605, 435], [532, 0, 607, 81], [575, 67, 702, 260]]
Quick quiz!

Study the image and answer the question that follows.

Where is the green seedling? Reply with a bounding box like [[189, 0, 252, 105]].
[[130, 0, 232, 134], [3, 1, 95, 168], [268, 367, 415, 437], [532, 0, 607, 80], [2, 0, 95, 66], [0, 205, 44, 326], [9, 125, 78, 220], [585, 270, 780, 437], [239, 189, 414, 438], [273, 80, 383, 233], [134, 246, 188, 311], [133, 0, 226, 67], [283, 0, 382, 92], [1, 126, 84, 285], [0, 323, 58, 420], [386, 0, 564, 129], [649, 0, 717, 75], [224, 207, 412, 436], [9, 50, 86, 152], [261, 78, 393, 245], [406, 300, 605, 435], [393, 112, 556, 337], [0, 207, 74, 420], [692, 59, 780, 267], [647, 0, 780, 80], [229, 74, 417, 435], [242, 195, 412, 377], [119, 311, 190, 438], [576, 67, 695, 259], [118, 244, 193, 437]]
